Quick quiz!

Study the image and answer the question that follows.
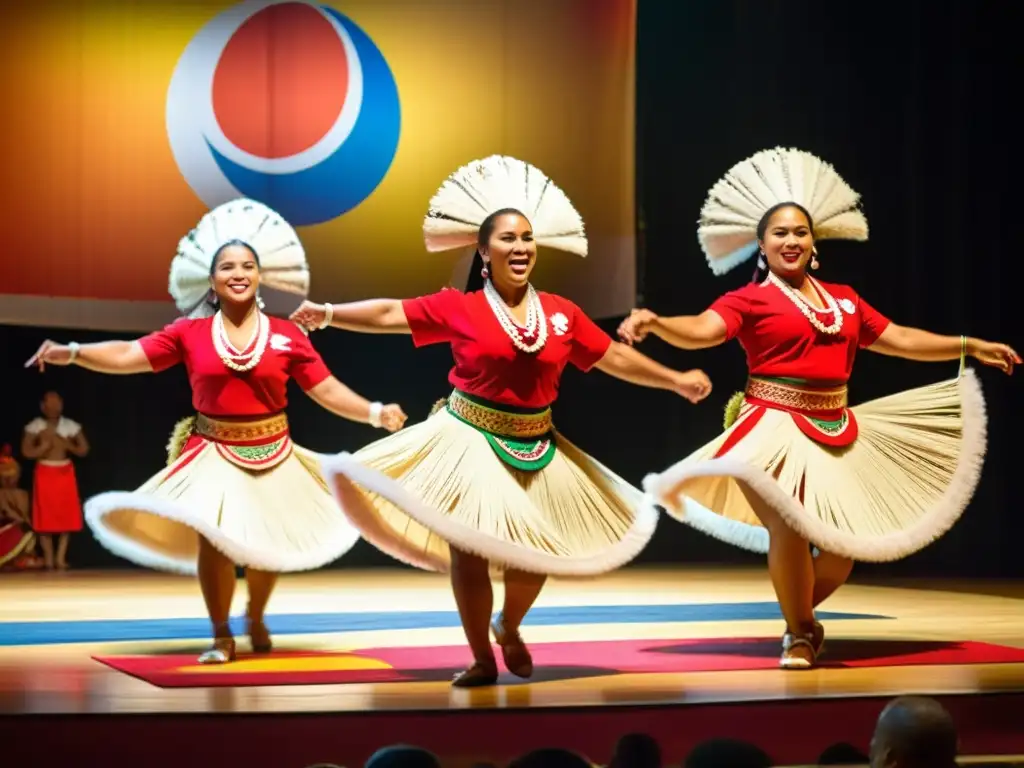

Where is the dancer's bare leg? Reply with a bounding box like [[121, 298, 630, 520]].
[[450, 547, 498, 686], [244, 568, 278, 653], [737, 483, 816, 667], [39, 535, 54, 570], [55, 533, 70, 569], [493, 569, 546, 677], [812, 551, 853, 607], [197, 536, 237, 663]]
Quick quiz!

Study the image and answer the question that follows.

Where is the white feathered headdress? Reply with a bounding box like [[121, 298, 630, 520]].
[[698, 147, 869, 276], [169, 198, 310, 318], [423, 155, 588, 257]]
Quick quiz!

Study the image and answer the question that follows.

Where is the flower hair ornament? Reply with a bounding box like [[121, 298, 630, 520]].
[[697, 146, 869, 276], [169, 199, 311, 319]]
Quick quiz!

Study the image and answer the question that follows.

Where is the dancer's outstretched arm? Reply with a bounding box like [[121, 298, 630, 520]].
[[594, 342, 712, 404], [616, 309, 728, 351], [869, 325, 1019, 374], [290, 300, 411, 335], [305, 376, 407, 432], [24, 339, 154, 374]]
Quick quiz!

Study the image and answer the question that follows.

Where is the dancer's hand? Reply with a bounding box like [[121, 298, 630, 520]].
[[971, 340, 1020, 375], [674, 369, 712, 403], [617, 308, 657, 346], [290, 301, 327, 331], [24, 341, 73, 371], [380, 404, 408, 432]]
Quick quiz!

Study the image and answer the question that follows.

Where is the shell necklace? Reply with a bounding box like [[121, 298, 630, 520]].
[[212, 309, 269, 372], [767, 272, 843, 335], [483, 279, 548, 354]]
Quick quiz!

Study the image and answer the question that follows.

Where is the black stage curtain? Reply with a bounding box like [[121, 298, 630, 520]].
[[635, 0, 1019, 578]]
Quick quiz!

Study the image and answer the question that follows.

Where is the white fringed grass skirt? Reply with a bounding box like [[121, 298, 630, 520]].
[[84, 438, 360, 575], [320, 408, 656, 576], [643, 371, 986, 562]]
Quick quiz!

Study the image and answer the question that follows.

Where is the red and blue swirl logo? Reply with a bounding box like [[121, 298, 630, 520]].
[[166, 1, 400, 226]]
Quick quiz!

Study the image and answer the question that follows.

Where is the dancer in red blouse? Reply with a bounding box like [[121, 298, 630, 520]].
[[25, 199, 407, 664], [619, 148, 1019, 669], [294, 156, 712, 686]]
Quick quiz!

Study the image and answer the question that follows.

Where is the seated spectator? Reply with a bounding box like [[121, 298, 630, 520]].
[[819, 742, 870, 764], [610, 733, 661, 768], [365, 745, 441, 768], [508, 747, 593, 768], [869, 696, 958, 768], [684, 738, 771, 768]]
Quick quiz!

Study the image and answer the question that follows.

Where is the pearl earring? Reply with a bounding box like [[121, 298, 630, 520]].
[[810, 247, 820, 270], [481, 264, 490, 279]]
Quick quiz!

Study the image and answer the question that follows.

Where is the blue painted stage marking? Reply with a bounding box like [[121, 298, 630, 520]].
[[0, 603, 889, 647]]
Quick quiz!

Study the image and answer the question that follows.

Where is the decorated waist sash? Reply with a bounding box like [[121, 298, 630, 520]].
[[722, 376, 857, 448], [166, 412, 293, 471], [433, 390, 556, 471]]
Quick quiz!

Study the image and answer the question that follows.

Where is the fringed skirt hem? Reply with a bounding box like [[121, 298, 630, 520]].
[[320, 409, 656, 577], [644, 371, 986, 563]]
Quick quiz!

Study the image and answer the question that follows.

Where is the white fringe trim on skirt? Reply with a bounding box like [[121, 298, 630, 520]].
[[320, 408, 657, 576], [84, 441, 361, 575], [643, 370, 987, 562]]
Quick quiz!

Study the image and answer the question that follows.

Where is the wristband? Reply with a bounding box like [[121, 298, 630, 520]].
[[318, 303, 333, 330], [368, 401, 383, 428]]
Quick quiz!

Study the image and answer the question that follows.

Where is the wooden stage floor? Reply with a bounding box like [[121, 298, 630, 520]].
[[2, 566, 1023, 715]]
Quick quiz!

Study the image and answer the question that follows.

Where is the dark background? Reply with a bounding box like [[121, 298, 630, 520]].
[[1, 1, 1017, 577]]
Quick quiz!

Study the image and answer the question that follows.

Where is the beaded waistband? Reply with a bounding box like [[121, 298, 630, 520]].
[[745, 377, 848, 413], [194, 413, 289, 445], [446, 391, 552, 439]]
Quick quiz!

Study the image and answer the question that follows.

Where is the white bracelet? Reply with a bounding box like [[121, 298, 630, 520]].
[[318, 303, 333, 330], [368, 401, 383, 428], [67, 341, 80, 363]]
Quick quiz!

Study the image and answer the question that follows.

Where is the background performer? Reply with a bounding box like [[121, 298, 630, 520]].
[[21, 391, 88, 570]]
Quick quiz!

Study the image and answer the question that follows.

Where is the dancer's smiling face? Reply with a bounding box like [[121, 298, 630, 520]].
[[210, 242, 261, 307], [758, 204, 815, 280], [479, 209, 537, 293]]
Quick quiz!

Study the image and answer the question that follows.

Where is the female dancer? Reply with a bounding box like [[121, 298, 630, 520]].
[[618, 147, 1019, 669], [291, 155, 712, 687], [25, 199, 407, 664]]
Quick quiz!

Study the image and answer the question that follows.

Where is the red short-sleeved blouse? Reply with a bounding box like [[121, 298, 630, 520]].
[[708, 279, 891, 383], [138, 315, 331, 417], [401, 289, 612, 409]]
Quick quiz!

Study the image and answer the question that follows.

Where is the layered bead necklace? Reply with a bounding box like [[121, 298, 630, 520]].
[[767, 271, 843, 335], [483, 279, 548, 354], [211, 309, 269, 372]]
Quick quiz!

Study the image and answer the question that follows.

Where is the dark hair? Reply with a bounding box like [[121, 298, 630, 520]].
[[464, 208, 529, 292], [750, 202, 815, 283], [610, 733, 661, 768], [871, 696, 958, 768], [818, 742, 869, 764], [508, 748, 591, 768], [364, 745, 441, 768], [209, 239, 260, 277], [684, 738, 771, 768], [205, 239, 260, 310]]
